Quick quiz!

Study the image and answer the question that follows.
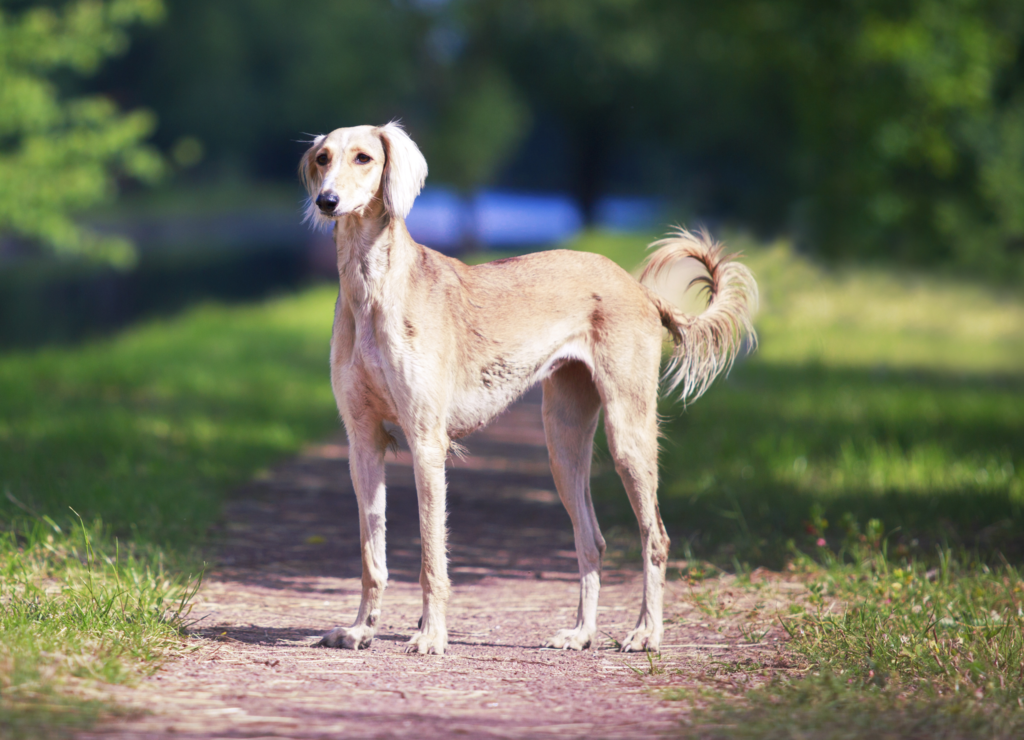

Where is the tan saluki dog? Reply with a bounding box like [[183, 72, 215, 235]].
[[299, 122, 757, 655]]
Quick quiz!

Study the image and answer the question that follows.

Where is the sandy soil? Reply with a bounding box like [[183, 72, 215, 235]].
[[80, 391, 808, 739]]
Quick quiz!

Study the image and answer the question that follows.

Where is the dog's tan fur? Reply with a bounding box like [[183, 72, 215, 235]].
[[300, 123, 758, 655]]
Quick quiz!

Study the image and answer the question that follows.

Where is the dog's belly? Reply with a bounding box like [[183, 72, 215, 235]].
[[447, 339, 594, 439], [447, 376, 532, 439]]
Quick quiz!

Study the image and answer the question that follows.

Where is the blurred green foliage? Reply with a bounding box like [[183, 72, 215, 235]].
[[90, 0, 1024, 276], [107, 0, 529, 193], [471, 0, 1024, 275], [0, 0, 164, 264], [5, 0, 1024, 273]]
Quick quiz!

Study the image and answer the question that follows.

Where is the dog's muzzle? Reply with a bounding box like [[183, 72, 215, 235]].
[[316, 191, 340, 214]]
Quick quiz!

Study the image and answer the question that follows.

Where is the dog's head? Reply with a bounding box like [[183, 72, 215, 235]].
[[299, 122, 427, 230]]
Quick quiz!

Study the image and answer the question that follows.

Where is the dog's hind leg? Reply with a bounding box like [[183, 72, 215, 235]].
[[603, 380, 669, 653], [541, 361, 605, 650], [319, 424, 388, 649]]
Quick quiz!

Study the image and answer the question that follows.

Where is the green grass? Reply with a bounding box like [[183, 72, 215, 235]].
[[562, 229, 1024, 738], [684, 548, 1024, 739], [0, 519, 199, 738], [689, 686, 1024, 740], [0, 287, 339, 544], [0, 286, 341, 733], [789, 550, 1024, 704]]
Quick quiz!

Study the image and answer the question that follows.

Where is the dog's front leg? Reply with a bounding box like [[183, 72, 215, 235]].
[[319, 432, 387, 649], [405, 435, 450, 655]]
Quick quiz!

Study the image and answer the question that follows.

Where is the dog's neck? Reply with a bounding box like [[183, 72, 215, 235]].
[[333, 201, 413, 308]]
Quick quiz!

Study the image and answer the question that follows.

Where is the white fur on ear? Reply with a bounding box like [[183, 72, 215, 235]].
[[378, 121, 428, 220], [299, 134, 330, 231]]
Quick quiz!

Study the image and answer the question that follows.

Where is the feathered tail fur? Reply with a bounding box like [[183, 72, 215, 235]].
[[640, 228, 759, 404]]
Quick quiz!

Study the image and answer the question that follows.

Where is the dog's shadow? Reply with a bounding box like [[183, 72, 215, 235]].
[[191, 624, 573, 652]]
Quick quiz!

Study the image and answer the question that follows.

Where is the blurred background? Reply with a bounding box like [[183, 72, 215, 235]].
[[3, 0, 1024, 346], [1, 0, 1022, 559]]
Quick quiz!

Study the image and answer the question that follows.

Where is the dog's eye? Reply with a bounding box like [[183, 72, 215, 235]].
[[355, 153, 372, 164], [315, 152, 330, 166]]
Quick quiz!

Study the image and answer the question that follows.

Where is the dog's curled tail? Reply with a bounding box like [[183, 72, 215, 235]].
[[640, 228, 759, 404]]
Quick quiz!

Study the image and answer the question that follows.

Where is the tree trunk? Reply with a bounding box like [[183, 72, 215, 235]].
[[573, 121, 610, 227]]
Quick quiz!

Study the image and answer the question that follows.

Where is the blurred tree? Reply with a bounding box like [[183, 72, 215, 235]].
[[452, 0, 1024, 275], [417, 63, 530, 192], [0, 0, 164, 265], [456, 0, 669, 223], [101, 0, 421, 179], [849, 0, 1024, 272], [702, 0, 1024, 274], [80, 0, 1024, 276], [101, 0, 529, 194]]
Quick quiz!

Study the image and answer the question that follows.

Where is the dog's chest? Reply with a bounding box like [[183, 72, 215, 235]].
[[331, 307, 401, 421]]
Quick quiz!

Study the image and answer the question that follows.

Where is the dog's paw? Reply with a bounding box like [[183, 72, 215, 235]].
[[620, 624, 662, 653], [543, 627, 593, 650], [318, 625, 373, 650], [404, 628, 447, 655]]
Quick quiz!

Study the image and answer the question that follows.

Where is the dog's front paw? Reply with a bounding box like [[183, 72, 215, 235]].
[[405, 628, 447, 655], [318, 625, 373, 650], [620, 623, 662, 653], [543, 627, 593, 650]]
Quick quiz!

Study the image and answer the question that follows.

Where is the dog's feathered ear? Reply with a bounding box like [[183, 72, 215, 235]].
[[299, 134, 326, 197], [378, 122, 427, 220], [299, 134, 328, 230]]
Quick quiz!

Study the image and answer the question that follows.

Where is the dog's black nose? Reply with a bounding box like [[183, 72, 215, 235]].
[[316, 191, 340, 213]]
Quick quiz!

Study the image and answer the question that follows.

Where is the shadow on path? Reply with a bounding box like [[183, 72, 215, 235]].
[[213, 391, 591, 591]]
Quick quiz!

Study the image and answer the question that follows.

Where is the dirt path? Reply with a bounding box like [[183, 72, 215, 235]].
[[82, 391, 807, 739]]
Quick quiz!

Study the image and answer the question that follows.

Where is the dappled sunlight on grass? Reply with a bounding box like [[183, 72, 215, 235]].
[[0, 287, 339, 544], [737, 237, 1024, 373]]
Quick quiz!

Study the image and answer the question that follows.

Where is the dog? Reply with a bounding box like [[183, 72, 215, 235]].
[[299, 122, 757, 655]]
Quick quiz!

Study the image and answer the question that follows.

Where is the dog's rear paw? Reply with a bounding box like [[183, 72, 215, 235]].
[[620, 625, 662, 653], [405, 629, 447, 655], [543, 627, 593, 650], [318, 625, 373, 650]]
